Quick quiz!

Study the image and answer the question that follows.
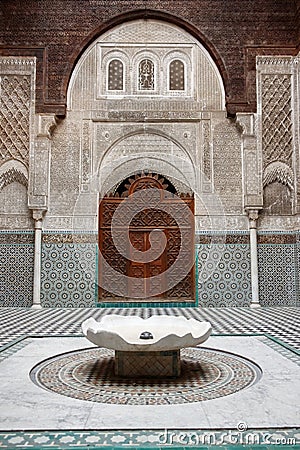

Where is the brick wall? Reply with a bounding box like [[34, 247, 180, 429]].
[[0, 0, 298, 115]]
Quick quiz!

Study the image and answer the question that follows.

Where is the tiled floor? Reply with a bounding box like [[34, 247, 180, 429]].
[[0, 306, 299, 350], [0, 306, 299, 449]]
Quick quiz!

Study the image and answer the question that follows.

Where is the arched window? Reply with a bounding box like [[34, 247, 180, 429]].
[[108, 59, 124, 91], [138, 59, 154, 90], [169, 59, 185, 90]]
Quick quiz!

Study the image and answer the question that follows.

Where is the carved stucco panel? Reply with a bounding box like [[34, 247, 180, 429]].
[[68, 20, 225, 112], [49, 119, 81, 216], [212, 119, 243, 214], [95, 123, 198, 196], [0, 57, 36, 168], [257, 54, 299, 217]]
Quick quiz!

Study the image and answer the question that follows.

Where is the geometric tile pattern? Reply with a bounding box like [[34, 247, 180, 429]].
[[0, 428, 298, 448], [258, 244, 297, 306], [0, 306, 299, 351], [0, 243, 34, 307], [257, 336, 300, 366], [1, 230, 299, 309], [41, 242, 97, 307], [30, 346, 261, 405], [197, 244, 251, 307]]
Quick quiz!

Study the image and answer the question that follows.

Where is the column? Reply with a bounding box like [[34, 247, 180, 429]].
[[248, 209, 260, 308], [32, 210, 44, 309]]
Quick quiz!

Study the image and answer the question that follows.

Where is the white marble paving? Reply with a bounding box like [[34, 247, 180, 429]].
[[0, 336, 299, 430]]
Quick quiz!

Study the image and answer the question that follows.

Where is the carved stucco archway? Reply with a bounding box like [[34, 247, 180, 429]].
[[98, 130, 196, 198]]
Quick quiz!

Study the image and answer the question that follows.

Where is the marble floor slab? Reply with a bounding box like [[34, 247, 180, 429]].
[[0, 334, 299, 431]]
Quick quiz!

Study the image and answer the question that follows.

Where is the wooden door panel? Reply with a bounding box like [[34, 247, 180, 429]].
[[98, 179, 195, 302], [128, 230, 167, 297]]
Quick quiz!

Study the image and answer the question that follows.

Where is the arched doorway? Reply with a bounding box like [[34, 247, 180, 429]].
[[98, 172, 195, 303]]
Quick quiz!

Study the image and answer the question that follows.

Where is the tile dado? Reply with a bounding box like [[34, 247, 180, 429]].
[[257, 231, 300, 307], [0, 230, 299, 308], [41, 240, 97, 308], [0, 232, 34, 307], [197, 243, 252, 307], [258, 244, 297, 307]]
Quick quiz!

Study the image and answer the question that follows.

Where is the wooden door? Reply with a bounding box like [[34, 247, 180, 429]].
[[128, 229, 167, 298], [98, 172, 195, 303]]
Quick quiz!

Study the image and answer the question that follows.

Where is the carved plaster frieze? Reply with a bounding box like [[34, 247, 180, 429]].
[[0, 215, 33, 230], [258, 215, 300, 231], [195, 215, 249, 231], [256, 56, 299, 73], [0, 57, 36, 73]]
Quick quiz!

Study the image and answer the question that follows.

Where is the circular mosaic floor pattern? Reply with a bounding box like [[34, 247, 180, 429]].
[[30, 347, 262, 405]]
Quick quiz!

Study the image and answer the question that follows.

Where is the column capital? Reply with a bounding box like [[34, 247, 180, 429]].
[[32, 209, 46, 223], [246, 208, 262, 229], [247, 209, 259, 221]]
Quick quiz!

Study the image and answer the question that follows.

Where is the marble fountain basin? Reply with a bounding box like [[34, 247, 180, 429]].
[[82, 315, 212, 377]]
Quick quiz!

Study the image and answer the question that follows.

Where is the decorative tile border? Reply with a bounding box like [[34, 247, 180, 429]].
[[96, 301, 197, 308], [257, 233, 297, 244], [195, 234, 250, 244], [257, 335, 300, 365], [0, 231, 34, 244], [42, 231, 97, 244], [0, 428, 298, 448], [0, 338, 31, 362]]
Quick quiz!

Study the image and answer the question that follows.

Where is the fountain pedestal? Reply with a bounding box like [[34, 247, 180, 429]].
[[82, 315, 212, 379], [115, 350, 180, 378]]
